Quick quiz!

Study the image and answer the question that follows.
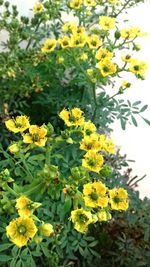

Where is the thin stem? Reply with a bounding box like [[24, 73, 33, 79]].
[[114, 0, 131, 17], [3, 184, 19, 197], [26, 19, 42, 50]]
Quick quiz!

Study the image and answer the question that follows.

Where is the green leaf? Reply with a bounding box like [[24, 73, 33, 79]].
[[142, 117, 150, 126], [0, 243, 12, 252], [140, 105, 148, 112], [63, 196, 72, 214], [88, 240, 98, 247], [0, 254, 12, 262], [10, 258, 17, 267], [131, 116, 138, 127], [16, 259, 22, 267], [79, 246, 84, 257], [89, 248, 101, 258], [120, 118, 126, 130], [133, 101, 141, 106], [144, 227, 149, 241]]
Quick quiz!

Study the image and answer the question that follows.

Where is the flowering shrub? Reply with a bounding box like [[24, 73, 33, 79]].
[[0, 0, 149, 266], [0, 108, 129, 266], [0, 0, 149, 146]]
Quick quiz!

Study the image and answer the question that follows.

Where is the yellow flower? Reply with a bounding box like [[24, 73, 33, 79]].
[[108, 0, 119, 4], [95, 48, 113, 61], [109, 188, 129, 211], [39, 223, 54, 237], [82, 150, 104, 173], [59, 108, 85, 127], [70, 0, 83, 9], [87, 34, 102, 49], [80, 53, 88, 61], [97, 209, 112, 221], [97, 58, 117, 77], [71, 33, 87, 48], [121, 54, 132, 63], [83, 181, 108, 208], [83, 121, 96, 136], [72, 26, 86, 35], [121, 27, 147, 39], [33, 3, 44, 13], [84, 0, 96, 7], [70, 208, 93, 233], [6, 217, 37, 248], [80, 134, 102, 152], [5, 115, 30, 133], [59, 36, 72, 48], [99, 16, 116, 31], [62, 22, 78, 32], [23, 125, 47, 147], [16, 196, 32, 217], [87, 68, 94, 77], [103, 138, 115, 154], [129, 59, 147, 76], [8, 143, 19, 154], [86, 10, 92, 16], [41, 39, 57, 53], [56, 56, 64, 64], [121, 80, 131, 88]]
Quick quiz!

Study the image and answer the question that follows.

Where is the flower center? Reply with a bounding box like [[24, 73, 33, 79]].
[[103, 66, 110, 72], [90, 191, 98, 200], [113, 196, 120, 204], [32, 133, 40, 142], [88, 158, 96, 167], [134, 65, 140, 71], [78, 214, 88, 223], [18, 225, 27, 235], [91, 40, 97, 46], [15, 123, 22, 128]]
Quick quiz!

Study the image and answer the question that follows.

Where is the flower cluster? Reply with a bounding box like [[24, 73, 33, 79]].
[[59, 107, 128, 233], [6, 196, 54, 247], [5, 116, 47, 147], [59, 107, 115, 173], [70, 181, 128, 233]]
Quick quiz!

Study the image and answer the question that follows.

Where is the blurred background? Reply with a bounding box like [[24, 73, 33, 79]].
[[1, 0, 150, 198]]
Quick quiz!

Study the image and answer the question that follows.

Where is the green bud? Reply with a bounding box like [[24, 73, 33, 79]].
[[114, 30, 121, 39], [20, 16, 29, 24], [61, 130, 70, 139], [71, 166, 88, 180], [4, 1, 9, 8], [44, 1, 51, 9], [46, 122, 54, 136], [100, 165, 112, 178], [0, 0, 4, 6]]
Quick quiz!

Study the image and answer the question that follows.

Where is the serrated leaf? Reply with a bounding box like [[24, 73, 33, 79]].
[[131, 116, 138, 127]]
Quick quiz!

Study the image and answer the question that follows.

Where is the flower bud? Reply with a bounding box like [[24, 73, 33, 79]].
[[8, 143, 19, 154], [39, 223, 54, 237]]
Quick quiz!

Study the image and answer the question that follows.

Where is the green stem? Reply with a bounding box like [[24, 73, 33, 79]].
[[107, 91, 121, 101], [26, 19, 42, 50], [3, 184, 19, 197], [114, 0, 131, 17], [20, 153, 34, 180], [24, 182, 44, 196]]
